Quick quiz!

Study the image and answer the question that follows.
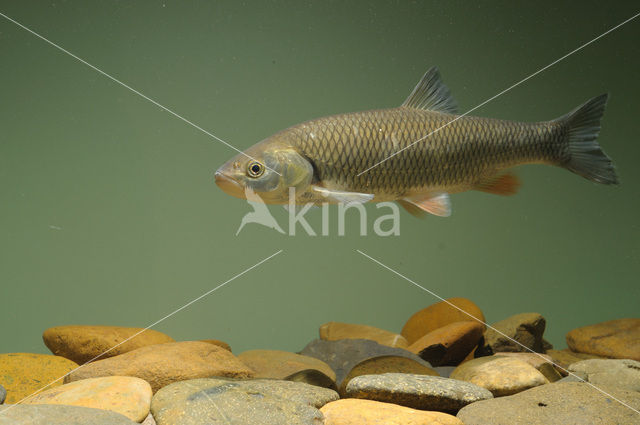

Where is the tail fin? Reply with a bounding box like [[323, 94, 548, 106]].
[[557, 93, 618, 184]]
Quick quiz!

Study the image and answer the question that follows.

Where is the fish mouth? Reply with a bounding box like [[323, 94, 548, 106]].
[[214, 170, 245, 199]]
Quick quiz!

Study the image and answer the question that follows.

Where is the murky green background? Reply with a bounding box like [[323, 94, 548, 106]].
[[1, 1, 638, 355]]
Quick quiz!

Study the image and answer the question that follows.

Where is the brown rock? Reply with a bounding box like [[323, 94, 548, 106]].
[[546, 349, 605, 375], [43, 325, 174, 364], [199, 339, 232, 352], [321, 398, 464, 425], [450, 356, 549, 396], [566, 318, 640, 361], [238, 349, 336, 388], [402, 298, 485, 344], [494, 353, 562, 382], [408, 321, 484, 366], [0, 353, 78, 404], [319, 322, 409, 348], [340, 355, 438, 395], [483, 313, 547, 353], [65, 341, 254, 392], [24, 376, 151, 422]]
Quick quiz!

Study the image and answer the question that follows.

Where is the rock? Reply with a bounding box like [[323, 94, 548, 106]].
[[450, 356, 549, 396], [345, 373, 493, 413], [65, 341, 254, 392], [299, 339, 436, 393], [457, 382, 640, 425], [0, 404, 138, 424], [401, 298, 485, 345], [434, 366, 457, 378], [568, 359, 640, 392], [566, 318, 640, 361], [0, 353, 78, 404], [151, 378, 338, 425], [408, 321, 484, 366], [141, 413, 157, 425], [0, 384, 5, 404], [23, 376, 152, 422], [238, 349, 336, 388], [199, 339, 232, 352], [43, 325, 174, 364], [494, 353, 562, 382], [319, 322, 409, 348], [546, 349, 604, 375], [483, 313, 547, 353], [321, 398, 464, 425]]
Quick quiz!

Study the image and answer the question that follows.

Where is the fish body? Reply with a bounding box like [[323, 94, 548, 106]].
[[215, 68, 617, 216]]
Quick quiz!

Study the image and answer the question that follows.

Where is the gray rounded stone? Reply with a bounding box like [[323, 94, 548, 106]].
[[0, 404, 138, 425], [345, 373, 493, 413], [151, 378, 339, 425], [568, 359, 640, 392], [0, 384, 5, 404], [457, 382, 640, 425]]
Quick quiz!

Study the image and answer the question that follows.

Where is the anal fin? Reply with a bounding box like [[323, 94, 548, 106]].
[[474, 173, 521, 196], [399, 192, 451, 218]]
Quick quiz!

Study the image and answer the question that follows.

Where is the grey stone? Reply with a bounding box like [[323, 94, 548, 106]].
[[141, 413, 156, 425], [457, 382, 640, 425], [0, 384, 5, 404], [151, 378, 338, 425], [435, 366, 457, 378], [299, 338, 433, 387], [345, 373, 493, 413], [0, 404, 137, 425], [483, 313, 547, 353], [568, 359, 640, 392]]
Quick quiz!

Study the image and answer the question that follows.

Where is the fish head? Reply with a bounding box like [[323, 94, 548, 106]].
[[215, 138, 314, 204]]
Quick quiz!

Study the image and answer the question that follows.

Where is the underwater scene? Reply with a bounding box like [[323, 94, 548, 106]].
[[0, 1, 639, 424]]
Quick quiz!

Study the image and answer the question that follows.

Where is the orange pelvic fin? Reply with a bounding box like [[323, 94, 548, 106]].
[[475, 173, 521, 196], [398, 192, 451, 218]]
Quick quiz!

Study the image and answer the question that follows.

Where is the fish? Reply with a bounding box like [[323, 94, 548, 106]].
[[215, 67, 618, 217]]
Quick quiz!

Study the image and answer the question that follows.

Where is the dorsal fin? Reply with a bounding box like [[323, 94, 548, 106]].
[[401, 67, 457, 114]]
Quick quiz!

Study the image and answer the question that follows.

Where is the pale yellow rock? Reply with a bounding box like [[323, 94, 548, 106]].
[[494, 352, 562, 382], [320, 322, 409, 348], [450, 356, 549, 396], [321, 398, 463, 425], [24, 376, 152, 422]]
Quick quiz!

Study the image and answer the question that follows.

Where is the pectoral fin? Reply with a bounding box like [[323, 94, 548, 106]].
[[312, 186, 374, 204], [398, 192, 451, 217], [474, 173, 521, 195]]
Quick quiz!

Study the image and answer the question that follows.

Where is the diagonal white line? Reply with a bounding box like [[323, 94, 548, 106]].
[[0, 249, 283, 414], [0, 11, 281, 176], [356, 249, 640, 415], [356, 11, 640, 177]]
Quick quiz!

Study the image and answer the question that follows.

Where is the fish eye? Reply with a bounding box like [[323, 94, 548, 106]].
[[247, 161, 264, 178]]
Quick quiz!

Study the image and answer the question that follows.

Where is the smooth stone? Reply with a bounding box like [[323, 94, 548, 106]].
[[0, 404, 138, 424], [151, 378, 338, 425], [457, 382, 640, 425], [319, 322, 409, 348], [483, 313, 547, 353], [568, 359, 640, 392], [546, 349, 605, 375], [401, 298, 486, 345], [24, 376, 152, 422], [66, 341, 254, 392], [0, 353, 78, 404], [141, 413, 157, 425], [450, 356, 549, 396], [321, 398, 464, 425], [199, 339, 232, 351], [0, 384, 5, 404], [299, 339, 436, 391], [566, 318, 640, 361], [238, 349, 336, 388], [408, 321, 484, 366], [345, 373, 493, 413], [434, 366, 457, 378], [494, 352, 562, 382], [43, 325, 174, 364]]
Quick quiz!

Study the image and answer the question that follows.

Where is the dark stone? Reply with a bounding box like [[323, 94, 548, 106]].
[[483, 313, 547, 353], [0, 384, 5, 404]]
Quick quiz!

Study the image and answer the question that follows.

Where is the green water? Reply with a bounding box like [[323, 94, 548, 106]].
[[1, 1, 638, 356]]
